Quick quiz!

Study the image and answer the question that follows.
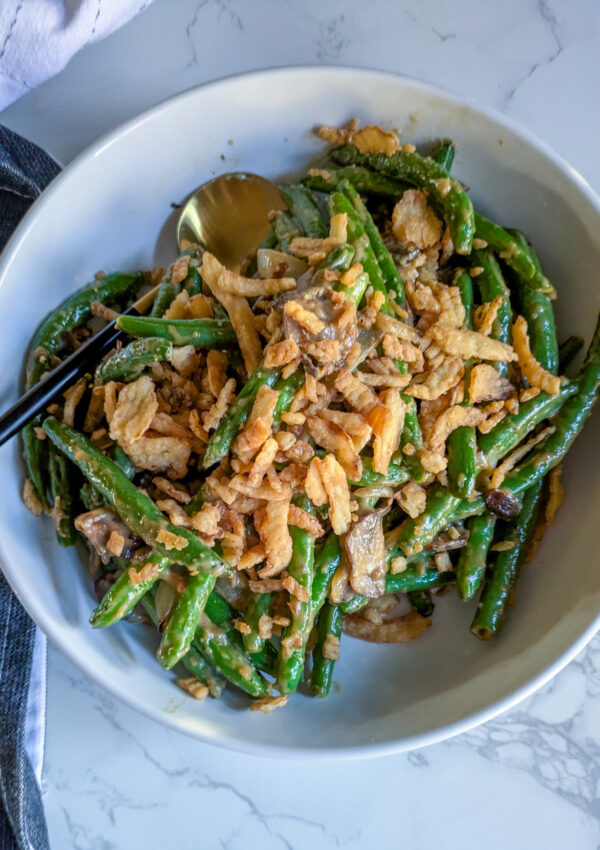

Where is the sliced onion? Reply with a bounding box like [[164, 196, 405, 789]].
[[155, 580, 176, 625], [352, 484, 395, 500], [257, 248, 308, 280]]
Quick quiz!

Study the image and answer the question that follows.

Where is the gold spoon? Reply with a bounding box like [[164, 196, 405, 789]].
[[176, 172, 286, 272]]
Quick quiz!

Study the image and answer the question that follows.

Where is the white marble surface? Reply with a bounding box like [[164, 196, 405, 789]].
[[2, 1, 600, 847]]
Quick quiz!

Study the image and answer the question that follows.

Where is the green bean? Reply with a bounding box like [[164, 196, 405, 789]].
[[386, 484, 463, 557], [272, 370, 306, 427], [22, 271, 144, 508], [151, 280, 181, 317], [447, 272, 477, 499], [489, 312, 600, 503], [204, 589, 277, 676], [472, 249, 512, 376], [26, 271, 144, 387], [184, 486, 207, 518], [47, 448, 77, 546], [80, 481, 104, 511], [111, 444, 136, 480], [242, 593, 272, 655], [331, 145, 475, 255], [277, 495, 316, 695], [327, 191, 390, 310], [471, 257, 558, 624], [471, 479, 543, 638], [204, 590, 233, 626], [184, 265, 204, 297], [21, 425, 48, 511], [157, 573, 216, 669], [433, 140, 456, 172], [400, 397, 427, 483], [181, 645, 226, 699], [148, 582, 275, 687], [43, 418, 232, 577], [203, 365, 280, 469], [194, 614, 270, 698], [279, 185, 327, 238], [339, 269, 371, 307], [340, 561, 453, 614], [559, 336, 584, 372], [456, 512, 497, 601], [479, 379, 577, 468], [474, 212, 553, 295], [211, 302, 229, 322], [388, 376, 577, 556], [309, 602, 342, 697], [90, 551, 171, 628], [116, 315, 235, 349], [407, 589, 435, 617], [339, 179, 405, 304], [311, 533, 341, 612], [95, 337, 173, 384], [317, 243, 355, 272], [507, 230, 559, 374], [302, 166, 408, 197], [140, 586, 249, 696], [349, 457, 410, 488], [273, 211, 301, 253]]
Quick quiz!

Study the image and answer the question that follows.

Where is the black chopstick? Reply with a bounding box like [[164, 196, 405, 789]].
[[0, 312, 133, 447]]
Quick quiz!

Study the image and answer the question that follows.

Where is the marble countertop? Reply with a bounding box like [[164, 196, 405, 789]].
[[3, 1, 600, 847]]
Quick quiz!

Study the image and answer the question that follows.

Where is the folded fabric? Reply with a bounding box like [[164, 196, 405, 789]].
[[0, 125, 61, 850], [0, 0, 153, 109]]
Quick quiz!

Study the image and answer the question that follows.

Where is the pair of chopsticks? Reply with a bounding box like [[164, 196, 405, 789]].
[[0, 285, 158, 447]]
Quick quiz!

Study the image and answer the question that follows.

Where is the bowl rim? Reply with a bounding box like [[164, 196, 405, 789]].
[[2, 64, 600, 760]]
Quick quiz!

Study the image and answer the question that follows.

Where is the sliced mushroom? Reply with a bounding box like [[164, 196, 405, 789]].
[[281, 283, 359, 377], [94, 570, 120, 603], [485, 488, 522, 519], [344, 511, 386, 598], [424, 525, 470, 553], [75, 508, 140, 564]]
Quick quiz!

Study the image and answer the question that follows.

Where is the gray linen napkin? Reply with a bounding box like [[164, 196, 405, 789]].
[[0, 125, 60, 850]]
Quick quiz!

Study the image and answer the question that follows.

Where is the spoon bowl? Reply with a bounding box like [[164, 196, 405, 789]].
[[176, 172, 285, 271]]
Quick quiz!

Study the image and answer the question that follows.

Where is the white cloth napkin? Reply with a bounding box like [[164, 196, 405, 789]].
[[24, 630, 47, 787], [0, 0, 153, 110]]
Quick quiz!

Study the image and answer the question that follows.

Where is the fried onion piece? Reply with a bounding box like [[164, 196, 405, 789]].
[[343, 610, 431, 642], [233, 385, 279, 462], [108, 375, 158, 444], [319, 454, 351, 535], [372, 389, 405, 475], [468, 363, 515, 404], [427, 324, 517, 362], [392, 189, 442, 249], [255, 496, 293, 576], [287, 504, 324, 538], [512, 315, 561, 396], [306, 415, 361, 481], [406, 357, 464, 401], [427, 404, 486, 454], [473, 295, 503, 336], [316, 122, 400, 156], [201, 252, 263, 375], [304, 457, 328, 506]]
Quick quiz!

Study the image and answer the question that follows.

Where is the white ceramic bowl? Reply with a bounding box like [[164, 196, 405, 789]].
[[1, 68, 599, 758]]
